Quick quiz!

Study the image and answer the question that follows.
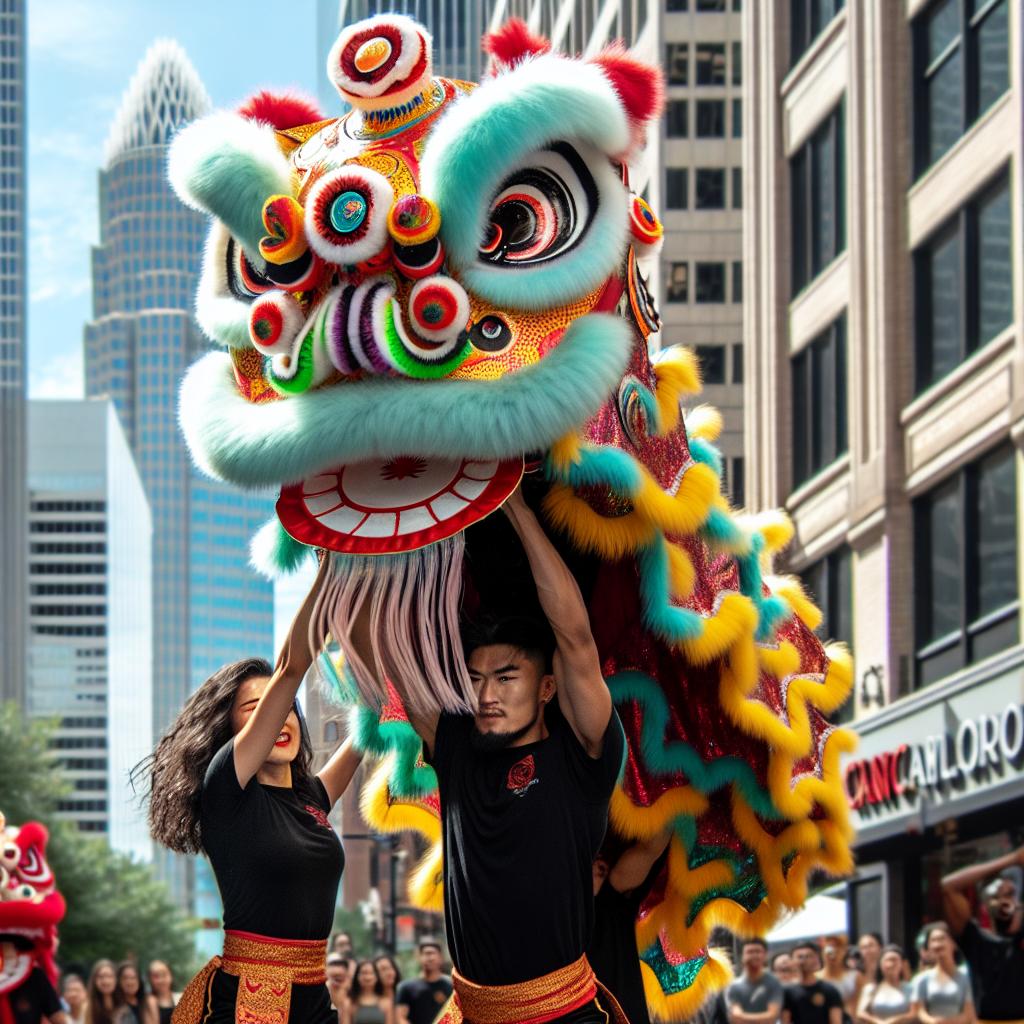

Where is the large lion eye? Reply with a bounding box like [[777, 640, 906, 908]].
[[478, 143, 597, 267], [226, 239, 274, 300]]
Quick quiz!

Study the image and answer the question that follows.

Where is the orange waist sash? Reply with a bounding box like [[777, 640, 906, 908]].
[[172, 930, 327, 1024], [436, 955, 629, 1024]]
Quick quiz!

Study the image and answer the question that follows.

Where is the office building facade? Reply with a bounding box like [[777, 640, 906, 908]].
[[27, 399, 153, 860], [744, 0, 1021, 943]]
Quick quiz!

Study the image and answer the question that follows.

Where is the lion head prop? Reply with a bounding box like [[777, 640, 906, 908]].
[[171, 17, 855, 1017], [0, 813, 65, 1000]]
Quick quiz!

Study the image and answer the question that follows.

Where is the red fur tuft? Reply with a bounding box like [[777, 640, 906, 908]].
[[483, 19, 551, 69], [237, 90, 325, 130], [591, 44, 665, 126]]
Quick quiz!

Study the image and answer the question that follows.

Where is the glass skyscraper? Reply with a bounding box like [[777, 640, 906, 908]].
[[0, 0, 25, 705], [84, 41, 275, 912]]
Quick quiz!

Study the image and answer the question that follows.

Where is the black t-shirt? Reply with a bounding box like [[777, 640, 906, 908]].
[[396, 976, 454, 1024], [200, 739, 344, 939], [426, 708, 625, 985], [588, 884, 649, 1024], [8, 968, 63, 1024], [783, 981, 842, 1024], [958, 917, 1024, 1020]]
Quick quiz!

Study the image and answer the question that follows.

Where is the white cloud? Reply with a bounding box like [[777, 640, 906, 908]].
[[28, 0, 119, 70], [30, 347, 84, 400]]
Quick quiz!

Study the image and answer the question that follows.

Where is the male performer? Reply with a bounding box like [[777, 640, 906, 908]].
[[354, 486, 625, 1020]]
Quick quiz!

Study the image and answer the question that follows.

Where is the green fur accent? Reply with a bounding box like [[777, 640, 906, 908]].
[[637, 538, 706, 643], [687, 438, 722, 477], [249, 516, 311, 577], [351, 706, 437, 798], [547, 442, 643, 495], [268, 331, 315, 396], [317, 654, 359, 705], [609, 671, 781, 819], [182, 313, 632, 488], [382, 302, 471, 379], [183, 145, 291, 258]]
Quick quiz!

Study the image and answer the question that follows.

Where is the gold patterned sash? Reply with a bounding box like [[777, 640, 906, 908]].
[[172, 930, 327, 1024], [435, 955, 630, 1024]]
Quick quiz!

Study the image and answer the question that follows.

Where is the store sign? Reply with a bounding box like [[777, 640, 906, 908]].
[[845, 700, 1024, 810]]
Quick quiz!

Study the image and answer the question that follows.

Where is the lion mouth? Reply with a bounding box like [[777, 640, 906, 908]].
[[277, 455, 523, 554]]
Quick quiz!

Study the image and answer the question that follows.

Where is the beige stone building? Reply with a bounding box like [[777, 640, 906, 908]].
[[743, 0, 1022, 943], [662, 0, 747, 503]]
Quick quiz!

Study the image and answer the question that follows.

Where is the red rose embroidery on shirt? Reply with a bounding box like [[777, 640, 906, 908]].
[[305, 804, 332, 829], [506, 754, 538, 796]]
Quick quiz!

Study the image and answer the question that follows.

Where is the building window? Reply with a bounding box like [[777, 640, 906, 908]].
[[729, 457, 745, 507], [731, 342, 744, 383], [791, 0, 846, 66], [667, 0, 688, 8], [696, 100, 725, 138], [666, 99, 688, 138], [914, 443, 1018, 689], [695, 168, 725, 209], [666, 43, 688, 85], [696, 43, 726, 85], [695, 262, 726, 303], [732, 261, 743, 303], [697, 0, 725, 8], [697, 344, 726, 384], [912, 0, 1009, 176], [732, 167, 742, 209], [732, 42, 742, 85], [801, 546, 853, 721], [666, 168, 688, 210], [790, 102, 846, 296], [791, 313, 847, 487], [914, 170, 1011, 392], [667, 262, 688, 303]]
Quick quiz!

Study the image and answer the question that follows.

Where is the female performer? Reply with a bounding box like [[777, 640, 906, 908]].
[[145, 559, 361, 1024]]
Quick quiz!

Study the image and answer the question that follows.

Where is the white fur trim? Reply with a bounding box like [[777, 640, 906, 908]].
[[195, 223, 251, 349], [304, 166, 393, 266], [408, 276, 470, 343]]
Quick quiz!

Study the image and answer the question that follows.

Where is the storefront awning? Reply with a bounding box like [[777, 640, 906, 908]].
[[766, 894, 847, 944]]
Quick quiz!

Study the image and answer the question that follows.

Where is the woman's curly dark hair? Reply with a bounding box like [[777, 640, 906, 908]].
[[136, 657, 314, 853]]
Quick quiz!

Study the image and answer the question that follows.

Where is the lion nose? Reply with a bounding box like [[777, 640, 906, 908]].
[[305, 165, 393, 269]]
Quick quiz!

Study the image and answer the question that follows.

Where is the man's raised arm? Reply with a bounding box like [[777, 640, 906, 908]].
[[503, 487, 611, 755], [941, 845, 1024, 935]]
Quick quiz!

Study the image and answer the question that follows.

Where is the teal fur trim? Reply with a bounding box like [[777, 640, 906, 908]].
[[636, 538, 706, 643], [732, 534, 791, 641], [180, 313, 631, 488], [351, 706, 437, 798], [547, 443, 643, 494], [421, 58, 629, 309], [639, 940, 708, 996], [701, 506, 745, 548], [687, 437, 722, 477], [169, 115, 293, 258], [609, 671, 781, 819], [249, 516, 311, 577]]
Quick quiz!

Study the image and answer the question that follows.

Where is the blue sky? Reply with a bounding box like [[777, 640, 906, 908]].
[[26, 0, 328, 398], [27, 1, 330, 637]]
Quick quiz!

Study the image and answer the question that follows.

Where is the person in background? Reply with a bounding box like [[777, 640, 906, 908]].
[[910, 923, 973, 1024], [856, 944, 914, 1024], [588, 831, 671, 1024], [772, 952, 799, 987], [373, 957, 401, 1016], [396, 939, 453, 1024], [782, 943, 843, 1024], [855, 935, 883, 997], [326, 955, 351, 1022], [941, 845, 1024, 1022], [726, 938, 783, 1024], [113, 962, 153, 1024], [62, 973, 88, 1024], [345, 960, 393, 1024], [819, 936, 858, 1016], [144, 961, 175, 1024], [86, 960, 119, 1024], [332, 934, 354, 958], [0, 940, 67, 1024]]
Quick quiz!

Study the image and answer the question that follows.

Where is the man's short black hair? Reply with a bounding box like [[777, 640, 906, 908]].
[[791, 941, 822, 958], [417, 936, 443, 954], [461, 615, 556, 674], [741, 937, 768, 952]]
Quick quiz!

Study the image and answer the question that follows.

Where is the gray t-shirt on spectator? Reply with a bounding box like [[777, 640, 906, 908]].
[[911, 969, 972, 1018], [727, 973, 784, 1015]]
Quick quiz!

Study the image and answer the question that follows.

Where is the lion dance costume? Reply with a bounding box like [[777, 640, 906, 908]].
[[170, 15, 855, 1018], [0, 813, 65, 1024]]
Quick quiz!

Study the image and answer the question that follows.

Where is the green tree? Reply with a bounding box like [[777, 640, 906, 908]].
[[0, 703, 199, 979]]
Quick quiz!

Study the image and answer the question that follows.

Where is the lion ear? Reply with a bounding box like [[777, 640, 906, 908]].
[[483, 18, 551, 71], [590, 44, 665, 154]]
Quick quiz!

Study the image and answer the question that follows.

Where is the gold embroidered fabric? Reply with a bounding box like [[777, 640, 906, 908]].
[[172, 930, 327, 1024]]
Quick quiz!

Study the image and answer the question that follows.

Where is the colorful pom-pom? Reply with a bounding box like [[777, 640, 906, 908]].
[[305, 165, 393, 266], [249, 290, 304, 355], [629, 195, 663, 253], [259, 195, 308, 265], [388, 194, 441, 247], [408, 276, 470, 343]]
